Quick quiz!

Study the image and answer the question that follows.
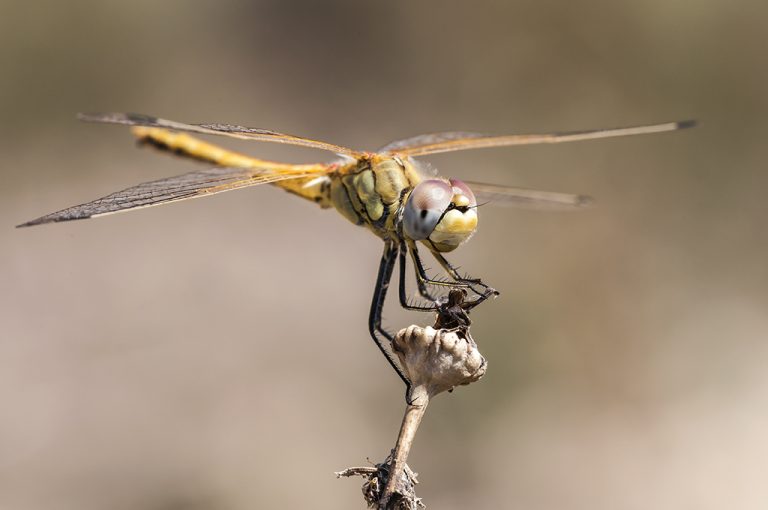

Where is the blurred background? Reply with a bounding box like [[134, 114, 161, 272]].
[[2, 1, 767, 509]]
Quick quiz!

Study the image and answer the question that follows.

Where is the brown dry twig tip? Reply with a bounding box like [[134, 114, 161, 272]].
[[339, 290, 488, 509], [336, 461, 421, 509]]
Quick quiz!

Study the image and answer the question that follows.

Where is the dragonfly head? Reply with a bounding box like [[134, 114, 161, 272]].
[[403, 178, 478, 252]]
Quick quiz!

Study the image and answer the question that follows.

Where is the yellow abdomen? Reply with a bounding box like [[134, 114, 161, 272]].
[[130, 127, 424, 241]]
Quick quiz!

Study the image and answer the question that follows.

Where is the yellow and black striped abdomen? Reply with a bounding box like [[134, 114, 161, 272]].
[[131, 127, 425, 240], [131, 126, 335, 207]]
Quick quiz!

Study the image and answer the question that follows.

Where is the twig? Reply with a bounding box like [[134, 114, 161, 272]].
[[380, 400, 428, 507], [339, 290, 488, 509]]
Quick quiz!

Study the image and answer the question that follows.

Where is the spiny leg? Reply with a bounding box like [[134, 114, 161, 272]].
[[369, 241, 411, 389], [406, 240, 469, 300], [406, 239, 497, 308], [411, 254, 437, 302], [430, 250, 499, 308], [404, 241, 496, 311], [398, 242, 437, 312], [407, 241, 437, 301]]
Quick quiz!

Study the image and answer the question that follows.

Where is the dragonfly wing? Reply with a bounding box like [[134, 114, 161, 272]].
[[78, 113, 363, 157], [381, 120, 695, 157], [17, 165, 329, 227], [378, 131, 485, 154], [465, 181, 593, 210]]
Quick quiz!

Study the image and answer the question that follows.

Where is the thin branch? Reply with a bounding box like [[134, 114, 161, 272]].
[[338, 290, 488, 509]]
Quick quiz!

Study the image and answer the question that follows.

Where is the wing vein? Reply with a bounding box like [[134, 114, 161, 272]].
[[78, 112, 363, 157], [17, 166, 327, 227]]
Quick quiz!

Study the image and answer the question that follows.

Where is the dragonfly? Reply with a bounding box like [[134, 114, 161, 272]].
[[18, 113, 694, 394]]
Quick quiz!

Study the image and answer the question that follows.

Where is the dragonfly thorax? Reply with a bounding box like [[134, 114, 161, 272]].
[[328, 155, 418, 236], [327, 156, 477, 252]]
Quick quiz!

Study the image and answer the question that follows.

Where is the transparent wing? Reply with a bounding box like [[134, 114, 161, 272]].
[[465, 181, 593, 210], [17, 165, 330, 227], [380, 120, 695, 157], [79, 112, 363, 157], [379, 131, 484, 153]]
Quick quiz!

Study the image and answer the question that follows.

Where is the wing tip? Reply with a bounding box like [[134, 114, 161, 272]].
[[676, 119, 698, 130], [16, 217, 48, 228], [77, 112, 157, 125], [16, 213, 92, 228]]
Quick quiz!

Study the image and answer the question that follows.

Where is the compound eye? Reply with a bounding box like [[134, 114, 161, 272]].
[[403, 179, 453, 240], [449, 178, 477, 207]]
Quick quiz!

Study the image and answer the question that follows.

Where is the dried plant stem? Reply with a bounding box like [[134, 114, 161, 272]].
[[380, 397, 429, 508], [338, 290, 489, 509]]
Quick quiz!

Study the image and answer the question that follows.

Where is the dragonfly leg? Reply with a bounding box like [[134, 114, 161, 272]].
[[407, 241, 437, 300], [369, 241, 412, 389], [398, 242, 437, 312], [407, 240, 470, 298], [430, 250, 500, 309]]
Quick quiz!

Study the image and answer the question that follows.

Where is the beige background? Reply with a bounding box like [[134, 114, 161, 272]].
[[2, 1, 767, 509]]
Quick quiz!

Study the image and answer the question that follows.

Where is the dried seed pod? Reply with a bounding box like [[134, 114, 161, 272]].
[[341, 289, 488, 509], [393, 325, 487, 402]]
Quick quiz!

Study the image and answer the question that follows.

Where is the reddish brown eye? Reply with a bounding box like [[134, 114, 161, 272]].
[[449, 178, 477, 207], [403, 179, 453, 240]]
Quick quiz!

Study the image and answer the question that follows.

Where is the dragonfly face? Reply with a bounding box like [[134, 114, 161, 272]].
[[402, 178, 478, 252], [324, 155, 478, 252], [18, 112, 693, 397]]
